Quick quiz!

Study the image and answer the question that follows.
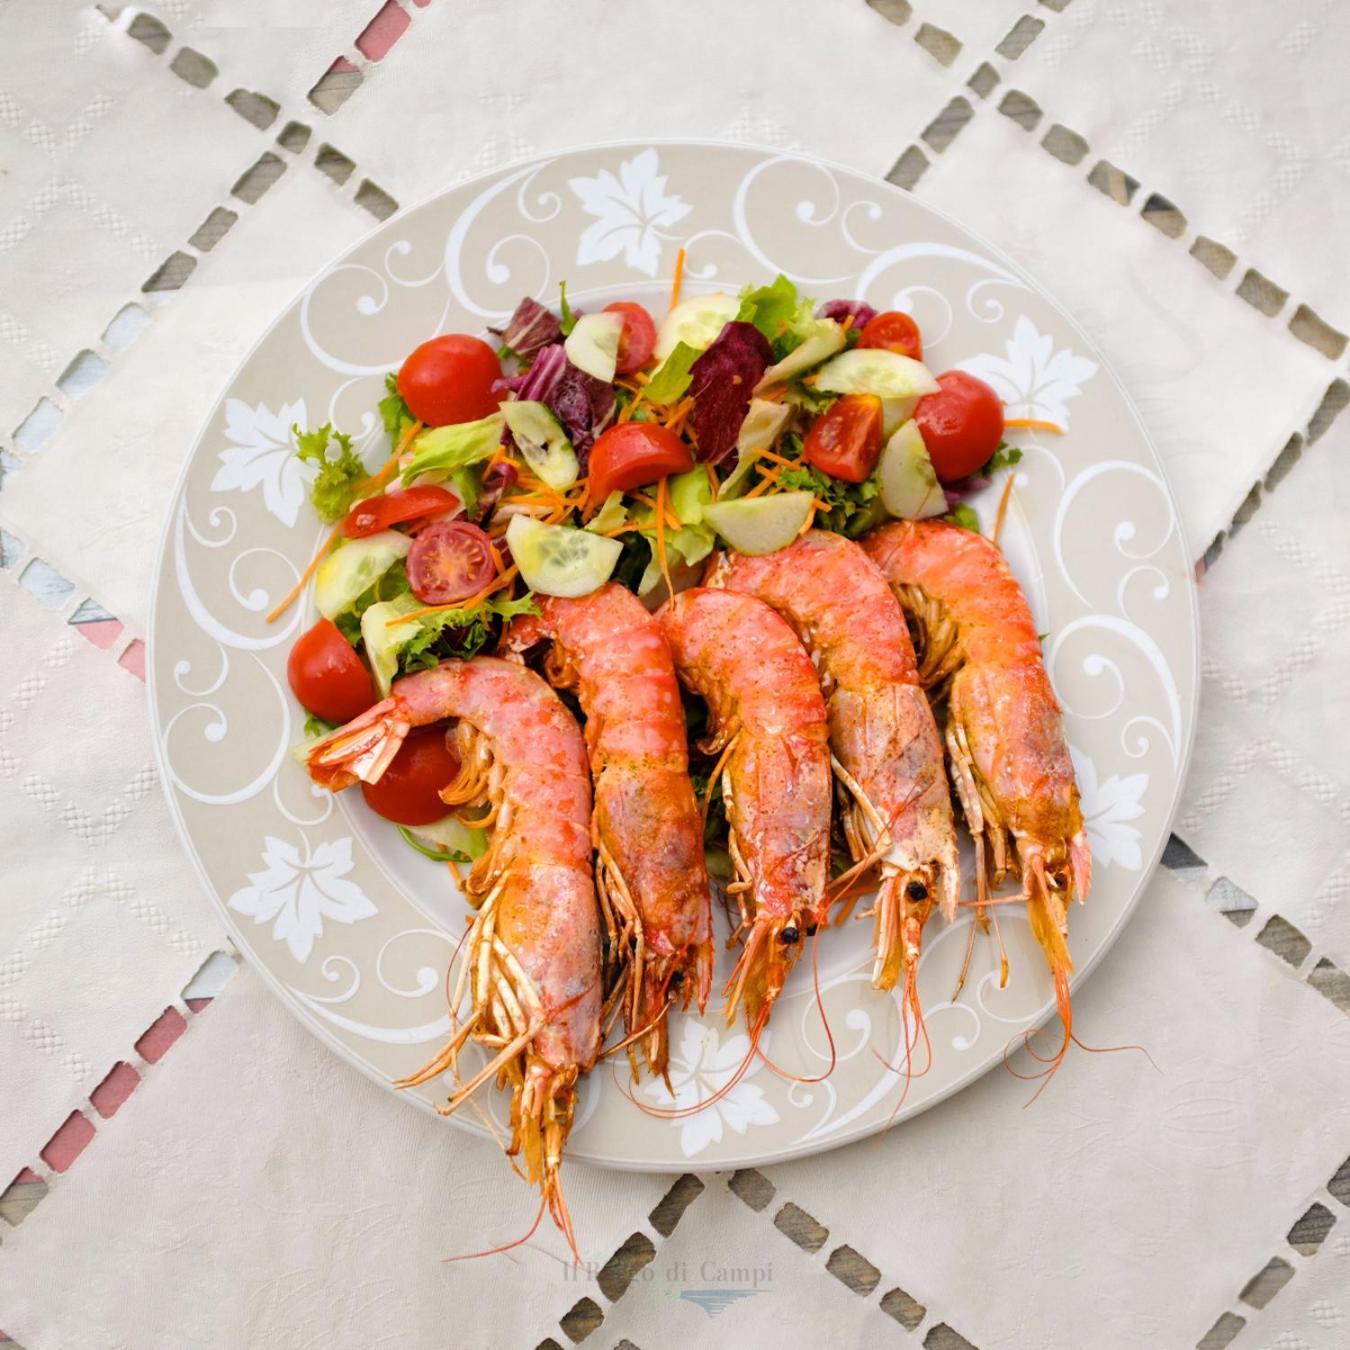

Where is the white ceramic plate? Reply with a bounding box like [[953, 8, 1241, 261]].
[[149, 141, 1198, 1170]]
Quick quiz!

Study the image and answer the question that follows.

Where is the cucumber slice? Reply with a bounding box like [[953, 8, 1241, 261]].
[[668, 465, 712, 527], [360, 593, 422, 696], [655, 291, 740, 359], [878, 420, 947, 521], [756, 320, 846, 390], [702, 491, 815, 555], [506, 513, 623, 597], [718, 399, 793, 501], [880, 395, 918, 438], [501, 400, 579, 490], [737, 398, 792, 457], [563, 311, 624, 382], [314, 530, 411, 621], [814, 348, 940, 400], [401, 816, 489, 863]]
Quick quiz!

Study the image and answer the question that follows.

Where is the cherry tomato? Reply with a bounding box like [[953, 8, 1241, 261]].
[[397, 334, 502, 427], [361, 727, 461, 826], [802, 394, 885, 483], [588, 423, 695, 505], [914, 371, 1005, 483], [604, 301, 657, 375], [287, 619, 376, 725], [407, 520, 496, 605], [343, 485, 461, 539], [857, 310, 923, 361]]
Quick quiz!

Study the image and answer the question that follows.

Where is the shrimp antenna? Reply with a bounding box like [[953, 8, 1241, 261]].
[[756, 923, 837, 1085], [1005, 960, 1073, 1105], [877, 958, 934, 1125], [617, 1004, 770, 1120], [598, 999, 673, 1061], [443, 1191, 549, 1263]]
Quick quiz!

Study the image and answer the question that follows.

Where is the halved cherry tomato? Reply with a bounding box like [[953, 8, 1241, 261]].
[[604, 301, 657, 375], [802, 394, 885, 483], [287, 618, 376, 724], [361, 726, 461, 826], [397, 334, 502, 427], [587, 423, 695, 505], [914, 371, 1005, 483], [857, 310, 923, 361], [343, 485, 460, 539], [407, 520, 496, 605]]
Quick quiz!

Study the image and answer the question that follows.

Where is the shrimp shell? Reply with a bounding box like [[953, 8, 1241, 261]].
[[658, 587, 833, 1031], [707, 531, 960, 992], [502, 584, 714, 1081], [862, 520, 1091, 992], [306, 656, 598, 1251]]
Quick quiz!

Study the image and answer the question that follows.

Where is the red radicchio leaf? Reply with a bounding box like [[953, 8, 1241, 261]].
[[489, 296, 563, 359], [545, 360, 615, 468], [817, 299, 877, 328], [497, 341, 568, 403], [475, 461, 518, 522], [687, 322, 773, 465]]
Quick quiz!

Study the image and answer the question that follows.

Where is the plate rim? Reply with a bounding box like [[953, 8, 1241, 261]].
[[146, 137, 1201, 1171]]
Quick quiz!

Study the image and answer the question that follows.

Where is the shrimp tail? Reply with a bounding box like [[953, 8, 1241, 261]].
[[306, 697, 409, 790]]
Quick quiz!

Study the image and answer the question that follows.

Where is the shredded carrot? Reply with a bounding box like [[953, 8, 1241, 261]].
[[753, 447, 800, 470], [1004, 418, 1064, 435], [669, 247, 686, 312], [756, 383, 787, 403], [488, 542, 505, 573], [796, 502, 818, 539], [266, 522, 342, 623], [446, 858, 464, 889], [394, 565, 520, 625], [993, 473, 1016, 548], [840, 314, 855, 334], [654, 476, 674, 600], [705, 462, 720, 502], [743, 467, 783, 499], [663, 395, 695, 435]]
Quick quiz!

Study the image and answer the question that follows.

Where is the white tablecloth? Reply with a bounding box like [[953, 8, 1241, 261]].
[[3, 3, 1349, 1347]]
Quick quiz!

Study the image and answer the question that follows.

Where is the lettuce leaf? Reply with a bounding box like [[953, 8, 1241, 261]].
[[293, 423, 368, 522], [399, 412, 504, 486], [398, 592, 538, 673], [943, 501, 981, 533], [558, 280, 578, 337], [378, 374, 415, 443], [736, 274, 817, 358], [643, 342, 700, 406]]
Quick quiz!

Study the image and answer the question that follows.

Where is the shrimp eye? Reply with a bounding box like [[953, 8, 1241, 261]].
[[805, 922, 819, 937], [906, 880, 929, 902], [779, 926, 800, 945], [668, 970, 685, 987]]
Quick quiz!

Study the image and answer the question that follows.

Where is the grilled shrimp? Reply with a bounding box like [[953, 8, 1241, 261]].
[[707, 532, 960, 1003], [862, 520, 1091, 1072], [657, 588, 833, 1039], [502, 584, 714, 1082], [306, 657, 599, 1253]]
